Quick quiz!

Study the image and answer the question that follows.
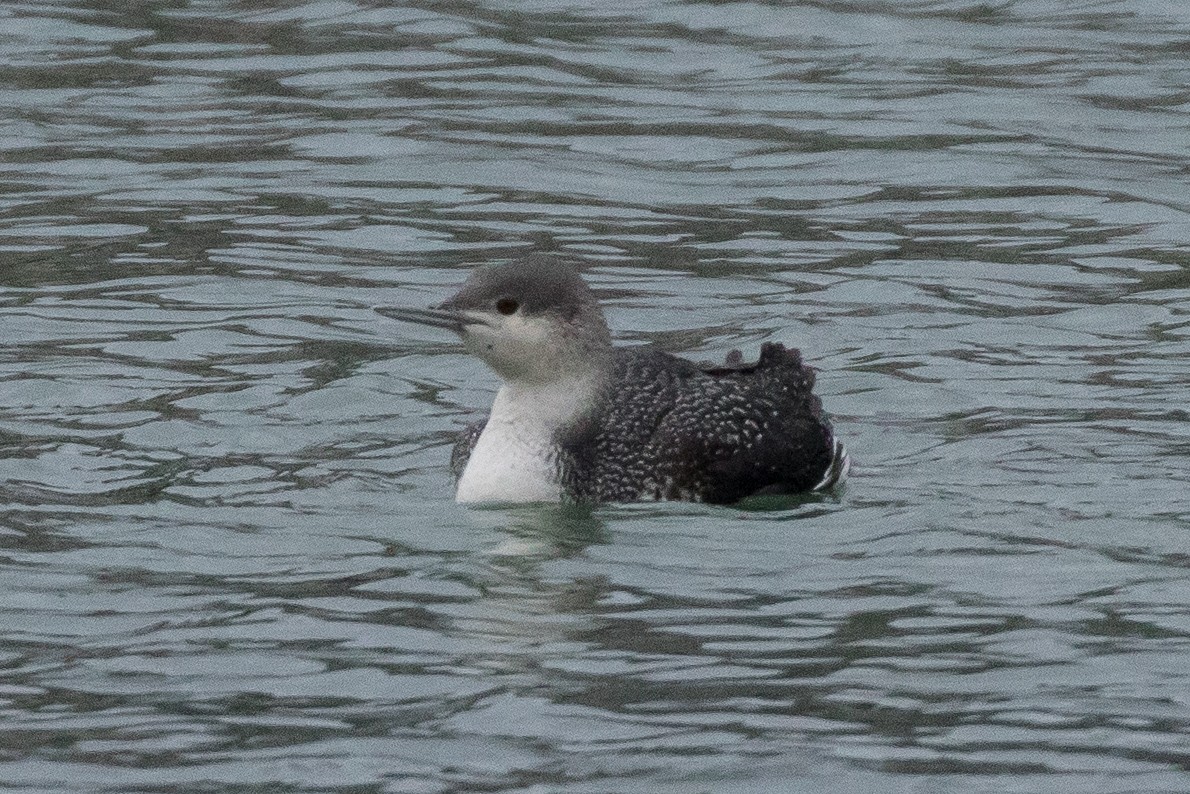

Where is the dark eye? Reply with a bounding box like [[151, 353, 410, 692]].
[[495, 297, 519, 315]]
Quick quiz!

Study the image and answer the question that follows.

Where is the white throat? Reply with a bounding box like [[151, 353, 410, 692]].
[[455, 373, 601, 504]]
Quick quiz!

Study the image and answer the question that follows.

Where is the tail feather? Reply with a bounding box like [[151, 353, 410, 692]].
[[813, 438, 850, 492]]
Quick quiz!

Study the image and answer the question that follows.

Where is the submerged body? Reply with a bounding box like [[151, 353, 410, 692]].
[[383, 255, 848, 505]]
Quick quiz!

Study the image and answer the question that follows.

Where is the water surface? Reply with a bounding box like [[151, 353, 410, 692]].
[[1, 1, 1188, 792]]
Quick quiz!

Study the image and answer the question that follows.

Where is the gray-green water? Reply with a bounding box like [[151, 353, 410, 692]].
[[1, 2, 1188, 792]]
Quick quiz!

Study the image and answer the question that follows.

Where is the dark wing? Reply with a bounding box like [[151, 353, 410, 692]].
[[580, 344, 836, 503], [450, 418, 487, 480], [683, 342, 837, 502], [560, 348, 697, 502]]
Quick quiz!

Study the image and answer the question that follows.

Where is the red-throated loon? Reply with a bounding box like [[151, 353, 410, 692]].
[[381, 255, 849, 504]]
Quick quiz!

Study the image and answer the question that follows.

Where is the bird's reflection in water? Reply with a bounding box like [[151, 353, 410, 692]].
[[435, 504, 613, 675], [471, 502, 608, 562]]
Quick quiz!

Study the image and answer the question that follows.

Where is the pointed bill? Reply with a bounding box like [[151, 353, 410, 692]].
[[376, 306, 465, 332]]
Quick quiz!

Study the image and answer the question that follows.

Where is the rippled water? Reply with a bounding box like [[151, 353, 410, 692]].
[[2, 1, 1188, 792]]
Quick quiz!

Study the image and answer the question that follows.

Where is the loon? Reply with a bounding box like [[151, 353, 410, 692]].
[[381, 255, 848, 505]]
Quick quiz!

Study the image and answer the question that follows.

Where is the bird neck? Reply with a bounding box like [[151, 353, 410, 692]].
[[490, 366, 606, 436]]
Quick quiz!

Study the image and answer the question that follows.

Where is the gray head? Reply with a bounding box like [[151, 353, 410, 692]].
[[441, 254, 598, 320], [384, 255, 612, 384]]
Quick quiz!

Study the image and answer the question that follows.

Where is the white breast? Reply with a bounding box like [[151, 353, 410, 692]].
[[455, 378, 596, 504], [455, 416, 562, 503]]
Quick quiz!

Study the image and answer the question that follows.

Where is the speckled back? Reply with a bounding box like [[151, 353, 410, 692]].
[[561, 342, 835, 503], [451, 342, 837, 504]]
